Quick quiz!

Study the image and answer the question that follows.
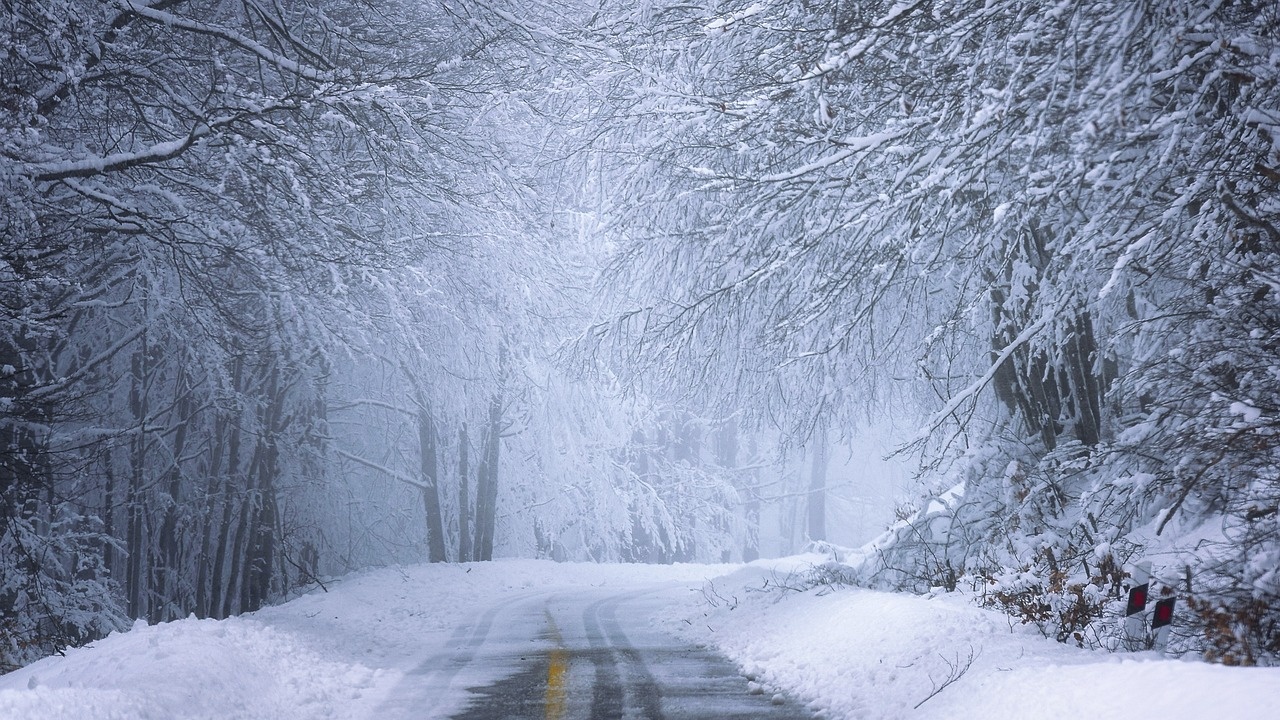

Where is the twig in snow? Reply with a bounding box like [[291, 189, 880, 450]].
[[913, 645, 979, 710]]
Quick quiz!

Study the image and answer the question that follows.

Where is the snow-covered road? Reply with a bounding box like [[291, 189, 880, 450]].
[[382, 584, 808, 719], [2, 558, 1278, 720]]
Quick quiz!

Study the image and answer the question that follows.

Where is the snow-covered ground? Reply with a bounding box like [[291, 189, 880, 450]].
[[668, 556, 1280, 719], [1, 558, 1276, 719], [0, 561, 719, 720]]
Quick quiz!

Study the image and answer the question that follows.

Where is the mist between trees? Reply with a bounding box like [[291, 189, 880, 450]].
[[2, 0, 1278, 670]]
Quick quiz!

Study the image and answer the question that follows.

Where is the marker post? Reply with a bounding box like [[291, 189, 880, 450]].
[[1124, 561, 1151, 650], [1152, 596, 1176, 653]]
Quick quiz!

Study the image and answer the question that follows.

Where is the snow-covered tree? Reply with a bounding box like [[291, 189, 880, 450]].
[[0, 0, 494, 665], [588, 0, 1280, 661]]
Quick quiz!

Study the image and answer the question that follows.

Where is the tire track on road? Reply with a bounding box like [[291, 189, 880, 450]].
[[584, 590, 668, 720], [582, 594, 626, 718], [379, 589, 543, 718]]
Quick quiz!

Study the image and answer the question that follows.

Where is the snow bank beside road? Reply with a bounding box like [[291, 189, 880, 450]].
[[670, 558, 1280, 720], [1, 617, 379, 720]]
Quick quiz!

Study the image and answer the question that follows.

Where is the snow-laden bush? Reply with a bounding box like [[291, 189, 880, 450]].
[[836, 396, 1279, 663], [831, 440, 1139, 650]]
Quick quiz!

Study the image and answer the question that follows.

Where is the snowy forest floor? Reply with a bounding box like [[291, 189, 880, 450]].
[[1, 557, 1276, 720]]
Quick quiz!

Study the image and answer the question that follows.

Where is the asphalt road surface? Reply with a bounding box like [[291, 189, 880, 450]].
[[379, 584, 814, 719]]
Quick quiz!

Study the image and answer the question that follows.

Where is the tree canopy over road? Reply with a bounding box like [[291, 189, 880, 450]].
[[2, 0, 1277, 668]]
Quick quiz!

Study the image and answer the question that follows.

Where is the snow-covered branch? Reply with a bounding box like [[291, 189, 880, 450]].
[[334, 449, 428, 492], [117, 0, 339, 82]]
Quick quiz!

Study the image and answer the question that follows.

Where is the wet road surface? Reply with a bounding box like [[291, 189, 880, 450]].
[[379, 585, 814, 719]]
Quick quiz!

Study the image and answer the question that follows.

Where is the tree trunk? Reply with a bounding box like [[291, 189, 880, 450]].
[[153, 365, 193, 623], [716, 418, 738, 562], [126, 340, 148, 619], [1065, 311, 1103, 447], [207, 358, 243, 619], [473, 392, 506, 562], [474, 397, 502, 561], [226, 487, 254, 617], [458, 423, 472, 562], [418, 405, 447, 563], [474, 343, 508, 562], [195, 406, 229, 619], [743, 437, 760, 563], [224, 438, 262, 619], [221, 364, 269, 619], [807, 430, 828, 543], [102, 450, 117, 578], [246, 362, 285, 612]]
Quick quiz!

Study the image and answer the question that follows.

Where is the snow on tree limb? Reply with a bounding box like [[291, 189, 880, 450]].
[[334, 449, 430, 492], [911, 302, 1062, 446], [117, 0, 339, 82]]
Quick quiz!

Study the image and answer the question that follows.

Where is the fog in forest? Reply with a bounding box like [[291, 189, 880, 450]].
[[4, 0, 1279, 670]]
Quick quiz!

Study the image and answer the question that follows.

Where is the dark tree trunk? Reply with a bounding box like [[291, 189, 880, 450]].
[[126, 340, 148, 619], [222, 360, 272, 619], [989, 225, 1107, 451], [247, 486, 275, 611], [474, 396, 502, 561], [473, 389, 507, 562], [246, 362, 285, 612], [102, 450, 117, 578], [208, 358, 244, 619], [153, 365, 193, 623], [195, 406, 229, 619], [1065, 312, 1103, 447], [226, 487, 254, 617], [473, 343, 508, 562], [224, 438, 261, 619], [418, 405, 447, 563]]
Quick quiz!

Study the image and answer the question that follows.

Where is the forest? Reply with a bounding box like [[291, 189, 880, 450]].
[[2, 0, 1278, 670]]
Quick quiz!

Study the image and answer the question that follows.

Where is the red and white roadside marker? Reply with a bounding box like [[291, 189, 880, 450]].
[[1123, 561, 1151, 649], [1121, 561, 1177, 653], [1152, 595, 1176, 652]]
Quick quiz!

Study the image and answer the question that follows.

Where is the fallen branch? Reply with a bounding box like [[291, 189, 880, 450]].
[[914, 645, 980, 710]]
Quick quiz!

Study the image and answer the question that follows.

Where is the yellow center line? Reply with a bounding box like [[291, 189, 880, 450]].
[[546, 646, 569, 720], [544, 608, 568, 720]]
